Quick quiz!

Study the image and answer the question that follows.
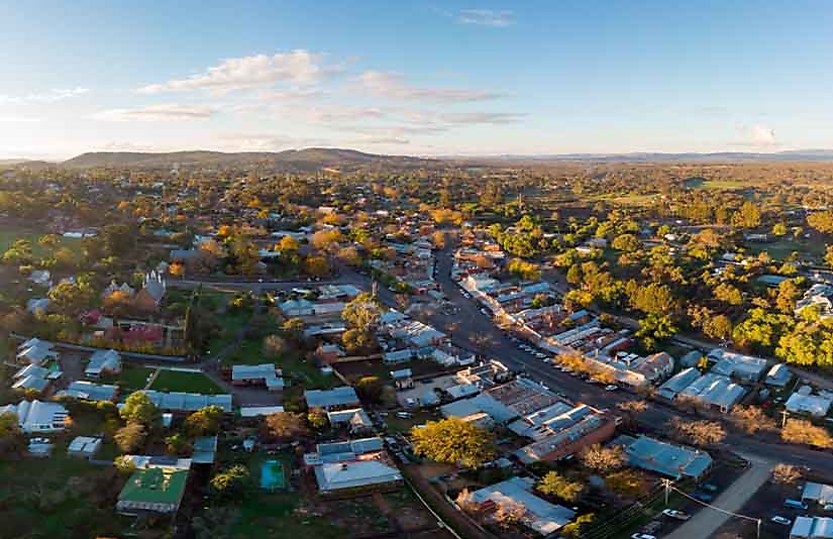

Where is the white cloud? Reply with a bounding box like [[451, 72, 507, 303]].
[[137, 50, 336, 94], [358, 71, 499, 102], [737, 123, 777, 147], [457, 9, 514, 27], [440, 111, 524, 124], [93, 104, 218, 121], [0, 87, 89, 104]]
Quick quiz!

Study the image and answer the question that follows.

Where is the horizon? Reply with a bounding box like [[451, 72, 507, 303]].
[[2, 1, 833, 159]]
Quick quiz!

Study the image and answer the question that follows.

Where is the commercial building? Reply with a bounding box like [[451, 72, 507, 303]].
[[616, 435, 713, 480], [790, 516, 833, 539], [469, 477, 576, 536]]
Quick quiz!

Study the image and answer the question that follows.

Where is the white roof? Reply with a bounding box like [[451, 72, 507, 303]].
[[786, 393, 833, 417], [1, 400, 69, 433], [470, 477, 575, 535], [314, 460, 402, 491], [239, 406, 285, 417]]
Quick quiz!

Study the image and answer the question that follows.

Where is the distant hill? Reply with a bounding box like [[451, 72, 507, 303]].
[[61, 148, 436, 170], [474, 149, 833, 164]]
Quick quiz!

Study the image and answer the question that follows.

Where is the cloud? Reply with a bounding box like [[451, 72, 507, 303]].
[[440, 111, 524, 124], [93, 104, 218, 121], [358, 71, 499, 102], [0, 87, 89, 104], [457, 9, 514, 27], [736, 123, 777, 147], [256, 88, 322, 101], [0, 115, 41, 123], [216, 133, 333, 152], [137, 50, 336, 94]]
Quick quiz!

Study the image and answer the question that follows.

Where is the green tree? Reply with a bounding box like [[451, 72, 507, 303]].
[[184, 405, 224, 437], [0, 411, 24, 457], [731, 201, 762, 229], [537, 471, 583, 502], [210, 464, 251, 500], [119, 391, 160, 428], [355, 376, 384, 403], [411, 418, 495, 468]]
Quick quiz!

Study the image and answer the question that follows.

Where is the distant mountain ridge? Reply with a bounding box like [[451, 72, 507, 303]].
[[473, 149, 833, 163], [60, 148, 436, 170]]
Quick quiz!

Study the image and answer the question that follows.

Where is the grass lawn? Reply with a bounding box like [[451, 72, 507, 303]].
[[0, 227, 82, 259], [207, 308, 252, 355], [744, 238, 825, 260], [0, 446, 136, 538], [102, 363, 156, 391], [231, 491, 344, 539], [150, 369, 224, 394]]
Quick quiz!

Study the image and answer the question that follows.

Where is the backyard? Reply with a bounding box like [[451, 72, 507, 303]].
[[149, 369, 225, 394]]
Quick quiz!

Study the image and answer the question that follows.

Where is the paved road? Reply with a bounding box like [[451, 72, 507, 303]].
[[664, 454, 773, 539]]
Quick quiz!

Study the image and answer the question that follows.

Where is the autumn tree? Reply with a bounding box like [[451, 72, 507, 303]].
[[668, 417, 726, 447], [411, 418, 495, 468], [115, 422, 147, 453], [772, 463, 803, 484], [119, 391, 160, 428], [730, 405, 775, 434], [580, 444, 626, 473], [184, 405, 224, 437], [264, 412, 309, 441], [781, 418, 833, 449]]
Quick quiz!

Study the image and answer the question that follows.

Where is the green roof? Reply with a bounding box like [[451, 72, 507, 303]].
[[119, 467, 188, 505]]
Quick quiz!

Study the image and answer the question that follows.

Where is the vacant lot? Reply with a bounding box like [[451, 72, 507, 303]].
[[150, 369, 224, 394]]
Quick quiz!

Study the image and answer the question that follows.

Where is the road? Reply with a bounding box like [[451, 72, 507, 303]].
[[664, 454, 773, 539]]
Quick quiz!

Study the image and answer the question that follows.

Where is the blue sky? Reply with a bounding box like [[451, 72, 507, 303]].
[[1, 0, 831, 159]]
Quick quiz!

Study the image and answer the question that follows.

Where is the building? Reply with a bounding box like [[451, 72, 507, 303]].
[[391, 368, 414, 390], [617, 435, 713, 480], [678, 372, 747, 412], [657, 368, 702, 401], [117, 458, 191, 515], [326, 408, 374, 435], [513, 403, 617, 463], [192, 435, 218, 464], [786, 392, 833, 417], [313, 460, 402, 493], [239, 405, 285, 417], [796, 284, 833, 319], [139, 390, 233, 413], [16, 340, 59, 365], [708, 349, 768, 382], [766, 363, 794, 388], [469, 477, 576, 536], [85, 349, 122, 378], [56, 380, 118, 402], [304, 387, 360, 410], [802, 482, 833, 506], [790, 516, 833, 539], [0, 400, 69, 433], [68, 436, 102, 458], [231, 364, 284, 391]]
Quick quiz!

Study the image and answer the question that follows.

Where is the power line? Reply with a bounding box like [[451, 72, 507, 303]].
[[665, 483, 762, 538]]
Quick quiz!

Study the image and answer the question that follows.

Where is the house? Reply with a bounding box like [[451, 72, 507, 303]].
[[239, 405, 285, 417], [383, 349, 413, 365], [657, 368, 702, 401], [0, 400, 69, 433], [326, 408, 374, 435], [679, 373, 747, 412], [616, 435, 713, 480], [802, 482, 833, 506], [796, 284, 833, 319], [26, 298, 49, 314], [313, 460, 402, 493], [790, 516, 833, 539], [316, 343, 346, 363], [391, 368, 414, 390], [85, 349, 122, 378], [68, 436, 102, 458], [708, 349, 768, 382], [231, 364, 284, 391], [117, 458, 191, 515], [29, 269, 51, 286], [56, 380, 118, 402], [469, 477, 576, 535], [192, 435, 218, 464], [786, 392, 833, 417], [512, 404, 617, 464], [304, 387, 360, 410], [17, 341, 58, 365], [765, 363, 794, 388]]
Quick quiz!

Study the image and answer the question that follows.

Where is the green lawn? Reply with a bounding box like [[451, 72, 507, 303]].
[[745, 238, 825, 260], [149, 369, 224, 394], [207, 308, 252, 355], [0, 445, 137, 538], [0, 227, 82, 258], [102, 363, 156, 391]]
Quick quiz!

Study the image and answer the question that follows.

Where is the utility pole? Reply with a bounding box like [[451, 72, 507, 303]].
[[663, 479, 671, 506], [781, 409, 789, 429], [756, 518, 761, 539]]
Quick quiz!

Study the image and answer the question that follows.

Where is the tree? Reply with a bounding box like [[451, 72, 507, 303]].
[[119, 392, 160, 428], [342, 292, 381, 333], [781, 418, 833, 449], [264, 412, 309, 441], [604, 469, 643, 498], [580, 444, 626, 473], [493, 501, 528, 529], [210, 464, 251, 499], [304, 255, 330, 277], [668, 417, 726, 447], [611, 233, 640, 252], [537, 471, 583, 502], [772, 463, 803, 484], [231, 235, 261, 276], [307, 408, 328, 430], [730, 405, 775, 434], [184, 405, 224, 437], [114, 422, 147, 453], [355, 376, 384, 403], [808, 210, 833, 235], [732, 201, 762, 229], [411, 418, 495, 468], [0, 411, 24, 457], [263, 334, 288, 357], [47, 280, 94, 316], [561, 513, 595, 539], [703, 314, 733, 341], [775, 279, 800, 314], [165, 433, 192, 456]]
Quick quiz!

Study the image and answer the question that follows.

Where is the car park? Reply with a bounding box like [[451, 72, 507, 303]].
[[771, 516, 791, 525]]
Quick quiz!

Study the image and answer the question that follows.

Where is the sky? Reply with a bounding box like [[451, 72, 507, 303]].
[[1, 0, 832, 159]]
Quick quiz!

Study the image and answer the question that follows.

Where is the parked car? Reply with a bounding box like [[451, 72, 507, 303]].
[[692, 492, 714, 503], [771, 516, 791, 526], [631, 534, 657, 539], [784, 499, 808, 510], [604, 384, 619, 391], [662, 509, 690, 521], [396, 412, 413, 419], [823, 504, 833, 512]]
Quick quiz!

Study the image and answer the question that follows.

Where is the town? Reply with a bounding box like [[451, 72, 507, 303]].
[[0, 154, 832, 539]]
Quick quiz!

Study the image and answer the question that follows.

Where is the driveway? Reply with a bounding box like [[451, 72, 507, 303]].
[[663, 455, 773, 539]]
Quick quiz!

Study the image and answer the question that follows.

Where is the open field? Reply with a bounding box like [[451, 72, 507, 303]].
[[150, 369, 224, 394], [102, 363, 155, 391], [0, 227, 82, 258]]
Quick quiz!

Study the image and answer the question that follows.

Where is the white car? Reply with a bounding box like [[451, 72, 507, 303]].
[[771, 516, 791, 526], [604, 384, 618, 392], [631, 534, 657, 539], [662, 509, 690, 521], [534, 352, 546, 358]]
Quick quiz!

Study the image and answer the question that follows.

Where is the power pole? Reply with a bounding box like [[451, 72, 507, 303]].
[[781, 409, 789, 429], [663, 479, 671, 506]]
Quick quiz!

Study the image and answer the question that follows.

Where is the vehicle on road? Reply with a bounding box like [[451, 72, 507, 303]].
[[604, 384, 618, 392], [771, 516, 791, 525], [534, 352, 546, 358], [662, 509, 690, 521], [631, 533, 657, 539], [396, 412, 413, 419], [692, 492, 714, 503], [823, 503, 833, 511]]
